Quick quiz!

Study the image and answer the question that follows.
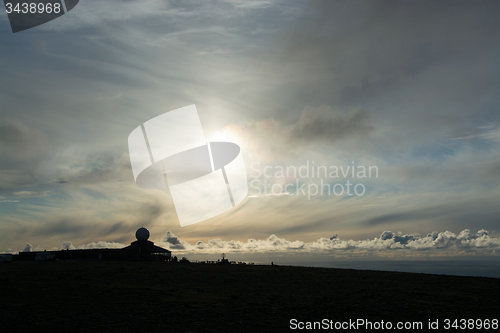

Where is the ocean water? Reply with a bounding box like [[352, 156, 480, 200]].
[[284, 259, 500, 278]]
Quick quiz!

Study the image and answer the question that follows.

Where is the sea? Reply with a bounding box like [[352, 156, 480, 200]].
[[283, 259, 500, 278]]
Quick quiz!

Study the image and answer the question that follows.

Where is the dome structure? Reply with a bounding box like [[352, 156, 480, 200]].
[[123, 227, 170, 258], [135, 227, 150, 241]]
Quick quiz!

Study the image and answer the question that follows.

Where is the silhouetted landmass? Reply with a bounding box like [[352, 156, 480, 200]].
[[1, 261, 498, 332]]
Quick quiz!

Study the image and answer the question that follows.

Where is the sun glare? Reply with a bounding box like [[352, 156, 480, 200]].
[[210, 130, 240, 145]]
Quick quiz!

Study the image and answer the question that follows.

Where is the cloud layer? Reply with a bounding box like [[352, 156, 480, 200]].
[[156, 229, 500, 256], [0, 1, 499, 255]]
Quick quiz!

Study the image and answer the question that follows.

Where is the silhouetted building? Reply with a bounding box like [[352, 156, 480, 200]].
[[217, 252, 230, 265], [13, 227, 171, 262]]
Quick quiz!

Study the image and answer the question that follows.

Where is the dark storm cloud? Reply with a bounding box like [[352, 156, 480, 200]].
[[137, 202, 166, 223], [0, 195, 171, 251], [0, 120, 54, 192], [291, 106, 372, 144], [103, 222, 126, 237], [52, 152, 132, 186], [226, 105, 374, 162], [364, 201, 475, 226], [30, 219, 90, 237], [231, 0, 500, 163], [0, 170, 34, 191], [362, 197, 500, 234], [275, 0, 500, 110], [0, 119, 51, 162], [366, 208, 452, 226], [380, 231, 416, 245], [0, 120, 52, 189], [161, 231, 185, 250]]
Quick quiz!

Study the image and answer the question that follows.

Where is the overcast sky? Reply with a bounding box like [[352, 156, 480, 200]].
[[1, 0, 499, 259]]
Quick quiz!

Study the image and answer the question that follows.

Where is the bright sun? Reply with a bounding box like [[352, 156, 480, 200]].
[[210, 130, 239, 144]]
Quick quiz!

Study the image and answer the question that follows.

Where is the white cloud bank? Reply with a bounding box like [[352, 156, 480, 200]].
[[156, 229, 500, 256], [15, 229, 497, 258], [61, 241, 125, 250]]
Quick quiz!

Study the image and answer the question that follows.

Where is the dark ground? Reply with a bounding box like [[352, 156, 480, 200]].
[[1, 261, 498, 332]]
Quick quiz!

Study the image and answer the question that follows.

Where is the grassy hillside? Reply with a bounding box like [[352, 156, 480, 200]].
[[1, 261, 498, 332]]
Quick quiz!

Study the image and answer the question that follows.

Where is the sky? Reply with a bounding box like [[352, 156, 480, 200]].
[[0, 0, 499, 261]]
